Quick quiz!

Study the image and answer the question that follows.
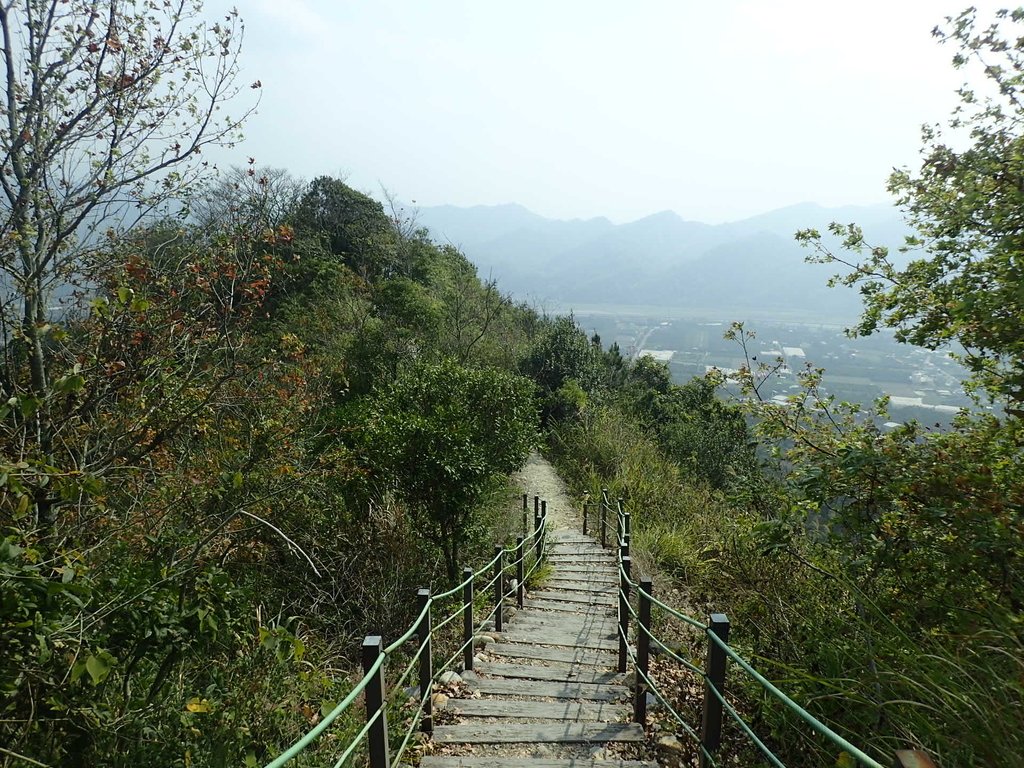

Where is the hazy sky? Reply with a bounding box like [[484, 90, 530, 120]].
[[205, 1, 1005, 224]]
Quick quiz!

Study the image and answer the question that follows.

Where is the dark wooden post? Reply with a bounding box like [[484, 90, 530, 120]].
[[516, 536, 525, 608], [623, 508, 631, 539], [616, 498, 623, 543], [493, 545, 504, 632], [362, 636, 390, 768], [417, 588, 433, 733], [620, 537, 629, 562], [534, 494, 539, 520], [700, 613, 730, 768], [618, 555, 631, 673], [582, 502, 589, 535], [634, 577, 653, 725], [462, 567, 474, 672], [522, 493, 528, 536]]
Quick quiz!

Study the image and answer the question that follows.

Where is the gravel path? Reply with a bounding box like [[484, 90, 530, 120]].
[[511, 451, 580, 533]]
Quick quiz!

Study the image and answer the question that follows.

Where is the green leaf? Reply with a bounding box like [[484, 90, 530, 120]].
[[85, 652, 112, 685]]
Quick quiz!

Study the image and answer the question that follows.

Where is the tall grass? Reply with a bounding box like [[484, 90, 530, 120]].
[[547, 404, 1024, 767]]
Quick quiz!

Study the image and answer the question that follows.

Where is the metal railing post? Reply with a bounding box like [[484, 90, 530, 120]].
[[462, 567, 474, 672], [516, 536, 525, 608], [494, 545, 504, 632], [700, 613, 731, 768], [617, 498, 624, 543], [634, 578, 653, 725], [534, 504, 543, 560], [416, 588, 433, 734], [618, 555, 631, 673], [600, 500, 607, 548], [362, 636, 390, 768], [540, 501, 547, 562]]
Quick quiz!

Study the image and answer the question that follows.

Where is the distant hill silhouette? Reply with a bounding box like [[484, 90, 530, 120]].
[[414, 201, 910, 321]]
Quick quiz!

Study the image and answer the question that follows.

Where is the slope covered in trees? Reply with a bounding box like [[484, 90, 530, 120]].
[[2, 2, 1022, 767], [0, 5, 563, 763]]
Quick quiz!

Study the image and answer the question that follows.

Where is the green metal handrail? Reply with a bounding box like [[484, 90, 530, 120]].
[[610, 498, 888, 768], [264, 498, 549, 767], [265, 653, 384, 768]]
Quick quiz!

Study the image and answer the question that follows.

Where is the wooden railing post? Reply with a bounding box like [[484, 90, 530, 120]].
[[620, 537, 629, 562], [522, 492, 528, 536], [362, 636, 390, 768], [462, 567, 474, 672], [533, 494, 539, 523], [633, 577, 653, 725], [416, 588, 433, 734], [494, 545, 504, 632], [618, 555, 631, 673], [700, 613, 730, 768], [582, 502, 589, 535], [516, 536, 525, 608], [623, 508, 631, 539]]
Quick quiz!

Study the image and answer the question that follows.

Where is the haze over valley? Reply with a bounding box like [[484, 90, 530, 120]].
[[416, 200, 908, 321], [415, 199, 970, 420]]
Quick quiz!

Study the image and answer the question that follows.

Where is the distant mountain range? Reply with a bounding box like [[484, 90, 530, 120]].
[[413, 201, 910, 322]]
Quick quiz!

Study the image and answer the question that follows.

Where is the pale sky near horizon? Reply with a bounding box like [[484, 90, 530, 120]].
[[205, 1, 1007, 224]]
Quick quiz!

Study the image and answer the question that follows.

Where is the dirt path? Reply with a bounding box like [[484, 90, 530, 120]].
[[511, 451, 580, 532]]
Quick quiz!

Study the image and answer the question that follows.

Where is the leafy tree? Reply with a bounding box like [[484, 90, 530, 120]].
[[797, 7, 1024, 410], [293, 176, 399, 281], [0, 0, 256, 410], [612, 356, 752, 489], [522, 315, 601, 422], [362, 360, 537, 580]]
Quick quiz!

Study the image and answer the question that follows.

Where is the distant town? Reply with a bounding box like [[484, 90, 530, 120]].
[[575, 309, 975, 428]]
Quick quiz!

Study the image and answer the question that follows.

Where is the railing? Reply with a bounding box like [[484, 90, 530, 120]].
[[585, 489, 935, 768], [265, 493, 550, 768], [266, 486, 935, 768]]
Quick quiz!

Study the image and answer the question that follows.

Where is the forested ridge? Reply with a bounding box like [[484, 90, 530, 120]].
[[1, 2, 1022, 767]]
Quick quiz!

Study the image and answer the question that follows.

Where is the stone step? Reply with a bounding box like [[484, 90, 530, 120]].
[[473, 660, 623, 684], [446, 698, 629, 721], [432, 721, 645, 744], [485, 642, 616, 667], [461, 670, 626, 700]]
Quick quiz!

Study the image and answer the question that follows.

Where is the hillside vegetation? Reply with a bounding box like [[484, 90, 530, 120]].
[[2, 3, 1022, 768], [543, 9, 1024, 766]]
